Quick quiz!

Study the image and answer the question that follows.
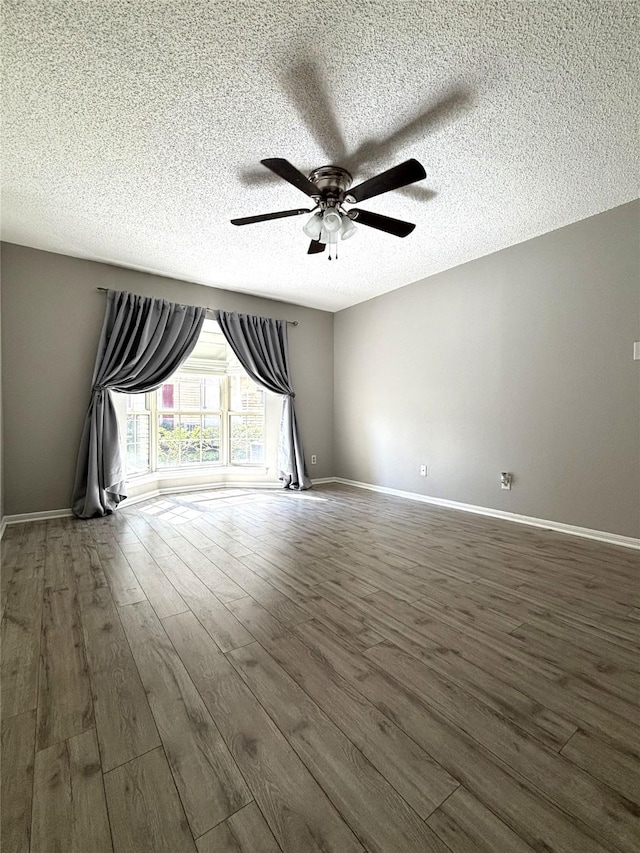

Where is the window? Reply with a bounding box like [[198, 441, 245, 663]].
[[125, 394, 151, 475], [122, 320, 268, 475], [229, 375, 266, 464], [156, 375, 222, 467]]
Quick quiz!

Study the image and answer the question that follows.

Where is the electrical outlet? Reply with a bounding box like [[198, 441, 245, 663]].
[[311, 455, 317, 465], [420, 464, 427, 477], [501, 472, 512, 490]]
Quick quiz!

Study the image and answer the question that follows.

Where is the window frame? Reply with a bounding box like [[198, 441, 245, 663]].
[[155, 372, 225, 469], [124, 404, 153, 476], [122, 355, 270, 477]]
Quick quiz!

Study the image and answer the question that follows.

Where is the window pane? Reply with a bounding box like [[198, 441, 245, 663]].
[[203, 376, 221, 410], [126, 394, 147, 412], [158, 440, 180, 467], [159, 375, 223, 413], [157, 413, 180, 467], [126, 413, 150, 473], [157, 413, 221, 467], [179, 415, 201, 464], [202, 415, 221, 462], [159, 414, 177, 432], [158, 382, 178, 411], [178, 377, 201, 410], [230, 375, 264, 411], [230, 413, 265, 464], [179, 415, 200, 435]]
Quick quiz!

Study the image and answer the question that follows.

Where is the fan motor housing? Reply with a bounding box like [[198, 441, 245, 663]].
[[307, 165, 352, 199]]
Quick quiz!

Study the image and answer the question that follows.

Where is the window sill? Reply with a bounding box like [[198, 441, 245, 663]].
[[125, 466, 278, 501], [129, 465, 269, 483]]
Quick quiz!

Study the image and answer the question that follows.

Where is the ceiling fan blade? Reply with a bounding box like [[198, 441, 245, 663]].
[[350, 208, 416, 238], [345, 159, 426, 204], [307, 239, 326, 254], [230, 208, 311, 226], [261, 158, 320, 198]]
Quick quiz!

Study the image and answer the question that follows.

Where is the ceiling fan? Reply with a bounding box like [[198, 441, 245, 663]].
[[231, 157, 427, 258]]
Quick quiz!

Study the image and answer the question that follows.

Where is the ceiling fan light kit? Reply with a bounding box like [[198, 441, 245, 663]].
[[231, 157, 427, 259], [321, 207, 342, 233], [302, 211, 323, 240], [340, 214, 356, 240]]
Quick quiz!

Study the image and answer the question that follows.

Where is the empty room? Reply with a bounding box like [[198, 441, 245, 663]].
[[1, 2, 639, 852]]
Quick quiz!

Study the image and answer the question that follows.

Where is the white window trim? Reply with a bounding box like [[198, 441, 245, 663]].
[[119, 391, 281, 494], [116, 320, 281, 488], [123, 463, 279, 503]]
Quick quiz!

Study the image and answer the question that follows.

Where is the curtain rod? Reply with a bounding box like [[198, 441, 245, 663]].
[[96, 287, 298, 325]]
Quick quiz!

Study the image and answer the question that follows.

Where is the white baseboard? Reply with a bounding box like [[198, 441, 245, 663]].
[[4, 478, 637, 551], [2, 507, 74, 529], [332, 477, 640, 551]]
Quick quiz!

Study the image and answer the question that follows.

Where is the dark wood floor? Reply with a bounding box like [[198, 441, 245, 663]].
[[2, 483, 639, 852]]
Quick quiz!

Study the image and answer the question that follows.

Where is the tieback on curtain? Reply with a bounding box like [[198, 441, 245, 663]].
[[72, 289, 207, 518]]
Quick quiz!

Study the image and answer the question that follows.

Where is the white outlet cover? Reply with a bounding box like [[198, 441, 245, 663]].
[[634, 342, 640, 360]]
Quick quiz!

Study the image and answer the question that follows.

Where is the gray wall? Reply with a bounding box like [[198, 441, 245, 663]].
[[334, 201, 640, 538], [2, 201, 639, 537], [1, 244, 334, 515]]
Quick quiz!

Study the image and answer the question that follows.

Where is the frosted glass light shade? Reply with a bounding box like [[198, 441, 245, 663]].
[[341, 215, 356, 240], [320, 223, 339, 244], [323, 208, 342, 233], [302, 212, 323, 240]]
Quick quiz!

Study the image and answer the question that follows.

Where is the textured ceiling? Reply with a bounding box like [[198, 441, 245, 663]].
[[2, 1, 638, 311]]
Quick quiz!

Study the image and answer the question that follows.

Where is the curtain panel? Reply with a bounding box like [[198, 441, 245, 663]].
[[72, 290, 206, 518], [216, 310, 311, 490]]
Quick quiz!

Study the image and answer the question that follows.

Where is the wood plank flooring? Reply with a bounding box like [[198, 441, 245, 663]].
[[1, 484, 639, 852]]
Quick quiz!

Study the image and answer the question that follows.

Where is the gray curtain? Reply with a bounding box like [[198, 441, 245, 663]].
[[72, 290, 206, 518], [216, 310, 311, 490]]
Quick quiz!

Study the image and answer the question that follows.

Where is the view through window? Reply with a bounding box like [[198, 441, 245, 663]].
[[124, 320, 266, 475]]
